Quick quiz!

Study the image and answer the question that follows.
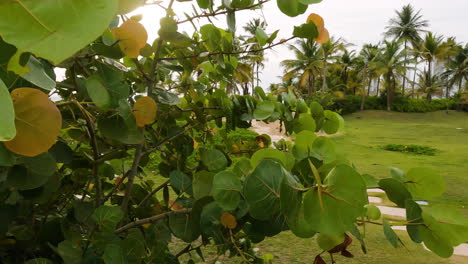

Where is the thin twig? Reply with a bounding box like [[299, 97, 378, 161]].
[[137, 179, 170, 207], [74, 101, 102, 206], [115, 209, 191, 233], [120, 144, 144, 216], [177, 0, 269, 24], [158, 37, 296, 61]]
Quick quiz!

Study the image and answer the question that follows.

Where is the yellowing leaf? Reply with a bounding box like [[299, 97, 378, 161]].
[[194, 139, 199, 149], [316, 28, 330, 44], [307, 13, 325, 33], [4, 88, 62, 157], [221, 212, 237, 229], [112, 19, 148, 58], [133, 96, 157, 127]]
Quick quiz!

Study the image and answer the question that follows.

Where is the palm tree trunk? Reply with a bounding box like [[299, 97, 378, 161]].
[[360, 71, 368, 111], [321, 59, 328, 92], [367, 78, 372, 96], [412, 66, 417, 98], [256, 62, 260, 88], [376, 76, 381, 96], [402, 40, 407, 95], [458, 78, 463, 93]]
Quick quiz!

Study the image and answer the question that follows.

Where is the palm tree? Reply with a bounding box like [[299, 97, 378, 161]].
[[443, 43, 468, 97], [385, 4, 428, 95], [418, 32, 453, 96], [242, 19, 267, 89], [337, 49, 356, 91], [358, 43, 380, 110], [375, 41, 410, 110], [320, 37, 347, 92], [416, 71, 445, 101], [281, 39, 323, 96]]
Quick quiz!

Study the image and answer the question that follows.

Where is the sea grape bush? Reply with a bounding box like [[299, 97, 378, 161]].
[[0, 0, 466, 263]]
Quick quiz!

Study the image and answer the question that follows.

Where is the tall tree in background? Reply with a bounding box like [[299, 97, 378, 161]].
[[359, 43, 380, 110], [443, 41, 468, 97], [376, 41, 410, 110], [385, 4, 428, 95], [242, 18, 267, 90], [320, 37, 346, 92], [419, 32, 451, 92], [281, 39, 323, 96]]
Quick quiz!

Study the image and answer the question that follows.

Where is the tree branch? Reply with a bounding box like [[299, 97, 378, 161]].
[[120, 144, 144, 215], [115, 209, 191, 233], [158, 36, 296, 61], [137, 179, 170, 207], [73, 101, 102, 206], [177, 0, 270, 24]]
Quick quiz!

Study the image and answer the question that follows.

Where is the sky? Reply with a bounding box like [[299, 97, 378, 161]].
[[133, 0, 468, 87]]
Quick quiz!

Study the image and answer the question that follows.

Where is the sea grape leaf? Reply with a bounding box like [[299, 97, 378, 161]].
[[378, 178, 412, 208], [112, 19, 148, 58], [192, 170, 215, 199], [211, 170, 242, 211], [303, 165, 367, 235], [92, 206, 124, 232], [86, 76, 111, 109], [253, 101, 275, 120], [170, 170, 192, 195], [405, 200, 422, 243], [4, 88, 62, 157], [383, 219, 399, 248], [244, 160, 285, 220], [133, 96, 157, 127], [0, 0, 118, 64], [293, 113, 316, 133], [322, 110, 340, 134], [405, 167, 445, 200], [0, 79, 15, 141], [201, 149, 228, 172], [277, 0, 308, 17], [251, 148, 287, 169]]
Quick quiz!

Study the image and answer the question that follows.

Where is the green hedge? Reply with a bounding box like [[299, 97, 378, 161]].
[[311, 95, 458, 114]]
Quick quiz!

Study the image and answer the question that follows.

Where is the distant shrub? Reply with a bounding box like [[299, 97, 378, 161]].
[[308, 94, 458, 114], [381, 144, 438, 156]]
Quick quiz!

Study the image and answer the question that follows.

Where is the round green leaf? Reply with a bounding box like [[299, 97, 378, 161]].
[[365, 205, 381, 220], [277, 0, 308, 17], [86, 76, 111, 109], [170, 170, 192, 195], [244, 160, 285, 220], [212, 171, 242, 211], [251, 148, 286, 169], [293, 113, 316, 134], [322, 110, 340, 134], [0, 79, 15, 141], [405, 168, 445, 200], [311, 136, 336, 163], [253, 101, 275, 120], [378, 178, 412, 208], [0, 0, 118, 64], [303, 165, 367, 235], [192, 170, 215, 199], [201, 149, 228, 172]]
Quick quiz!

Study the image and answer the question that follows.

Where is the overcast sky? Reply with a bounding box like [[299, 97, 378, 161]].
[[134, 0, 468, 87]]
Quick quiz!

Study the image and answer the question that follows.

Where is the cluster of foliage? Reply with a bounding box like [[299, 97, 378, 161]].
[[319, 94, 455, 114], [276, 4, 468, 111], [382, 144, 438, 156], [0, 1, 467, 264]]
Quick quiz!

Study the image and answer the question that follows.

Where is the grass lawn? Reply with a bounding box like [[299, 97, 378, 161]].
[[335, 110, 468, 209], [170, 110, 468, 264]]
